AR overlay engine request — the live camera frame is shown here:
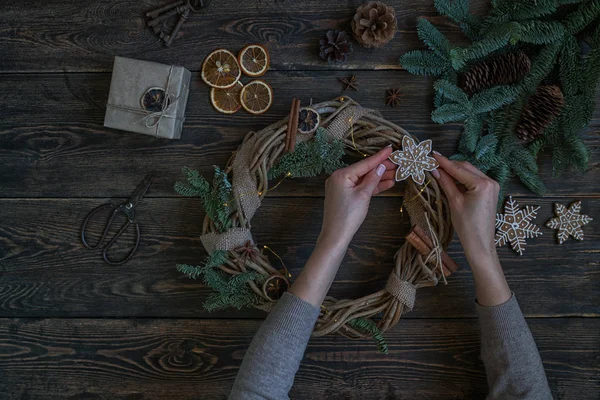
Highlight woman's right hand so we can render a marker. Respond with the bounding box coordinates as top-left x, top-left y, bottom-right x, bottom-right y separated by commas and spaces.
431, 152, 511, 306
431, 152, 500, 265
